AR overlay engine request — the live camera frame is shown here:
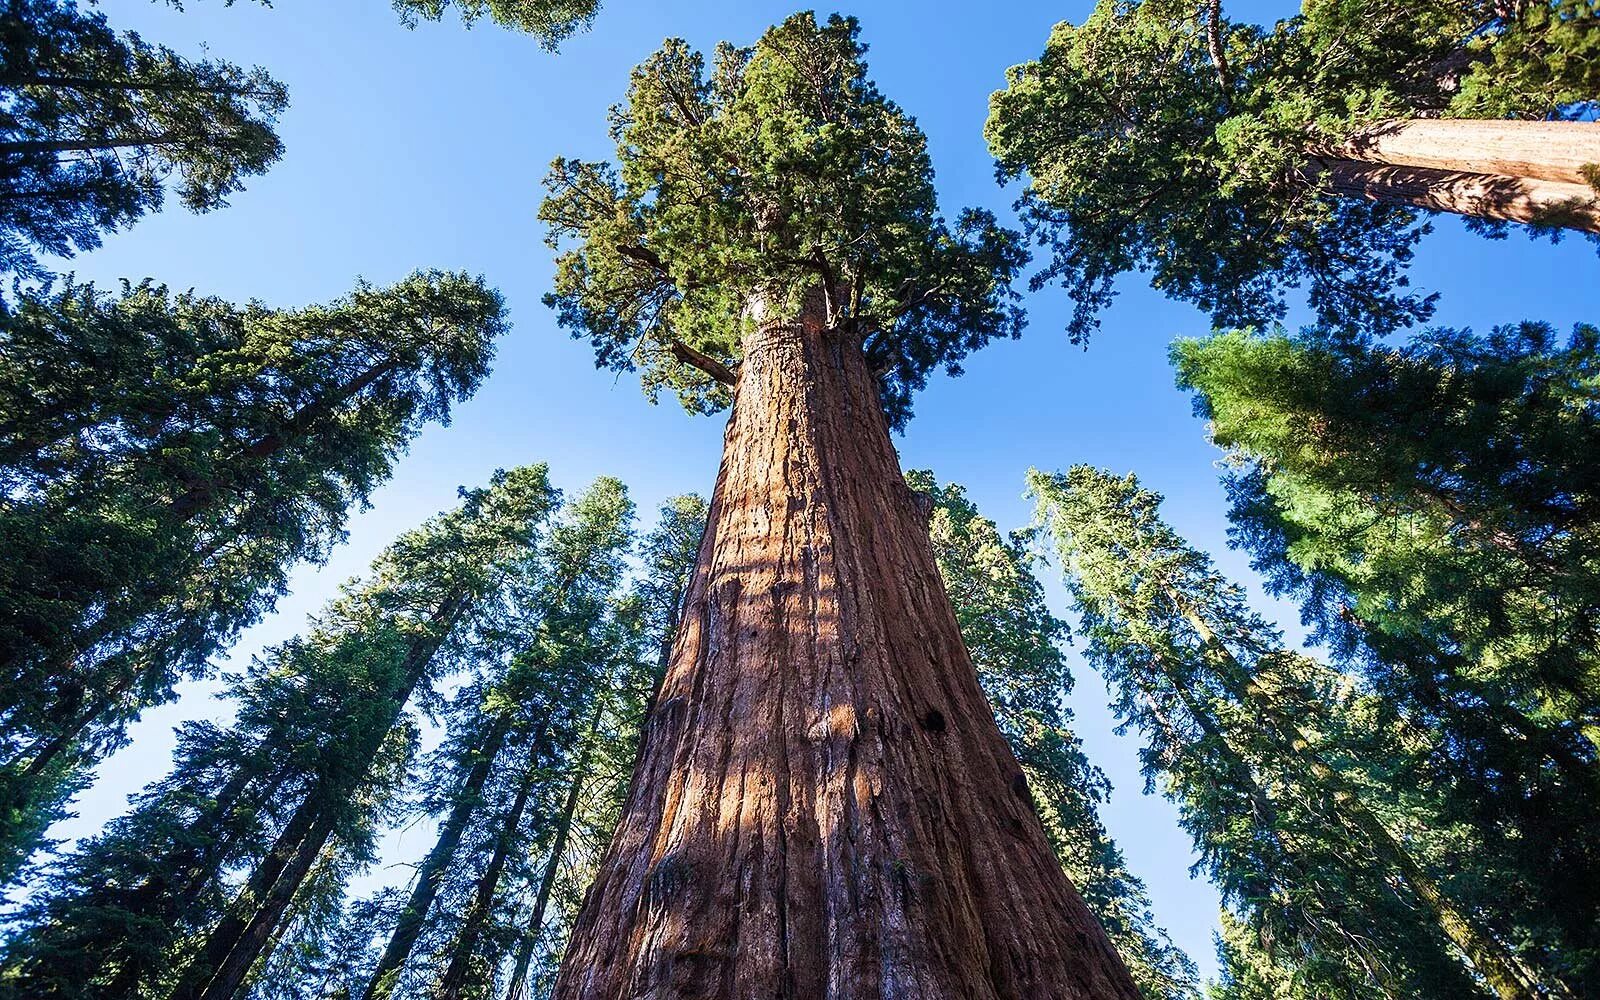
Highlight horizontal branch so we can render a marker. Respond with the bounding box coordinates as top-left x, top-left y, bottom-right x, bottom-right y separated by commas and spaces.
1321, 119, 1600, 187
668, 340, 737, 386
1314, 158, 1600, 234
